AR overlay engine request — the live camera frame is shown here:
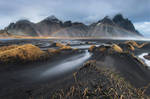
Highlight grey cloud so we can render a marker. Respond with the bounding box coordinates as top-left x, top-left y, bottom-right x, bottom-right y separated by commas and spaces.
0, 0, 150, 30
